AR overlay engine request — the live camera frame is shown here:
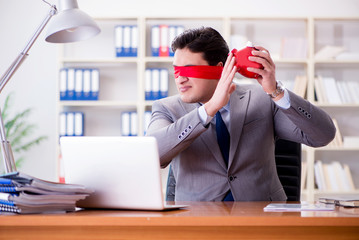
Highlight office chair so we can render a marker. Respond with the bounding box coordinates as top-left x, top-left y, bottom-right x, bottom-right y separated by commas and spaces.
274, 139, 302, 201
166, 139, 302, 201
